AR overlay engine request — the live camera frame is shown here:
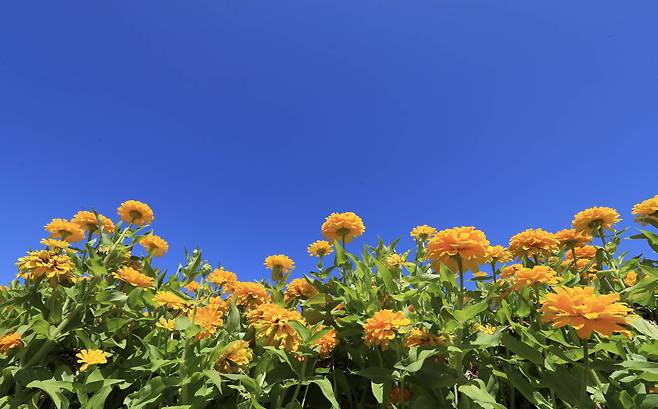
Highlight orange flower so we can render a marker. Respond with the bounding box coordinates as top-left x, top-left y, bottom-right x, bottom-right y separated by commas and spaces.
385, 253, 406, 269
473, 271, 488, 278
139, 235, 169, 257
208, 268, 237, 292
563, 245, 598, 278
117, 200, 154, 226
540, 286, 631, 339
500, 263, 523, 280
189, 303, 224, 339
624, 271, 637, 287
508, 228, 559, 260
16, 250, 75, 286
404, 328, 447, 348
72, 211, 115, 233
40, 238, 71, 250
184, 281, 200, 292
426, 227, 489, 272
511, 266, 559, 290
485, 245, 512, 263
363, 310, 411, 350
0, 332, 22, 353
113, 266, 154, 289
284, 278, 318, 302
232, 282, 269, 310
45, 219, 85, 242
632, 194, 658, 225
216, 340, 253, 373
153, 291, 189, 310
307, 240, 333, 257
312, 325, 338, 358
264, 255, 294, 281
247, 303, 305, 353
554, 228, 592, 248
321, 212, 365, 243
472, 323, 496, 335
410, 225, 437, 241
572, 207, 620, 234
